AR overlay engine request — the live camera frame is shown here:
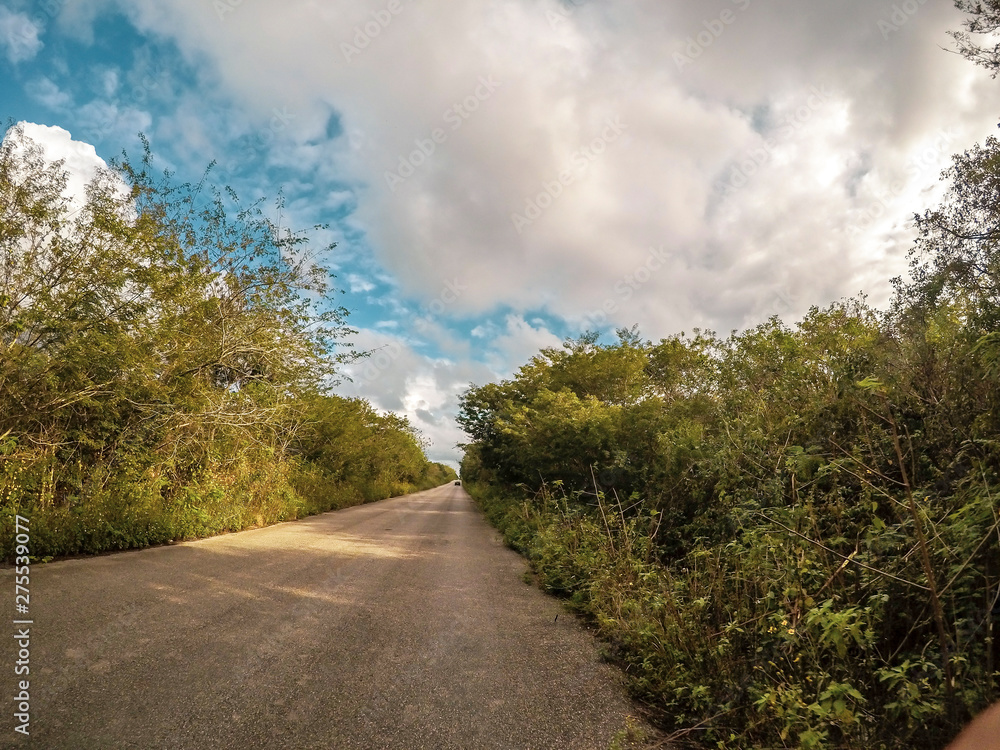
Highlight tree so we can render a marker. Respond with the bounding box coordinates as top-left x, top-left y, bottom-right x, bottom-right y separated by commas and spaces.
0, 124, 354, 485
897, 136, 1000, 332
951, 0, 1000, 76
